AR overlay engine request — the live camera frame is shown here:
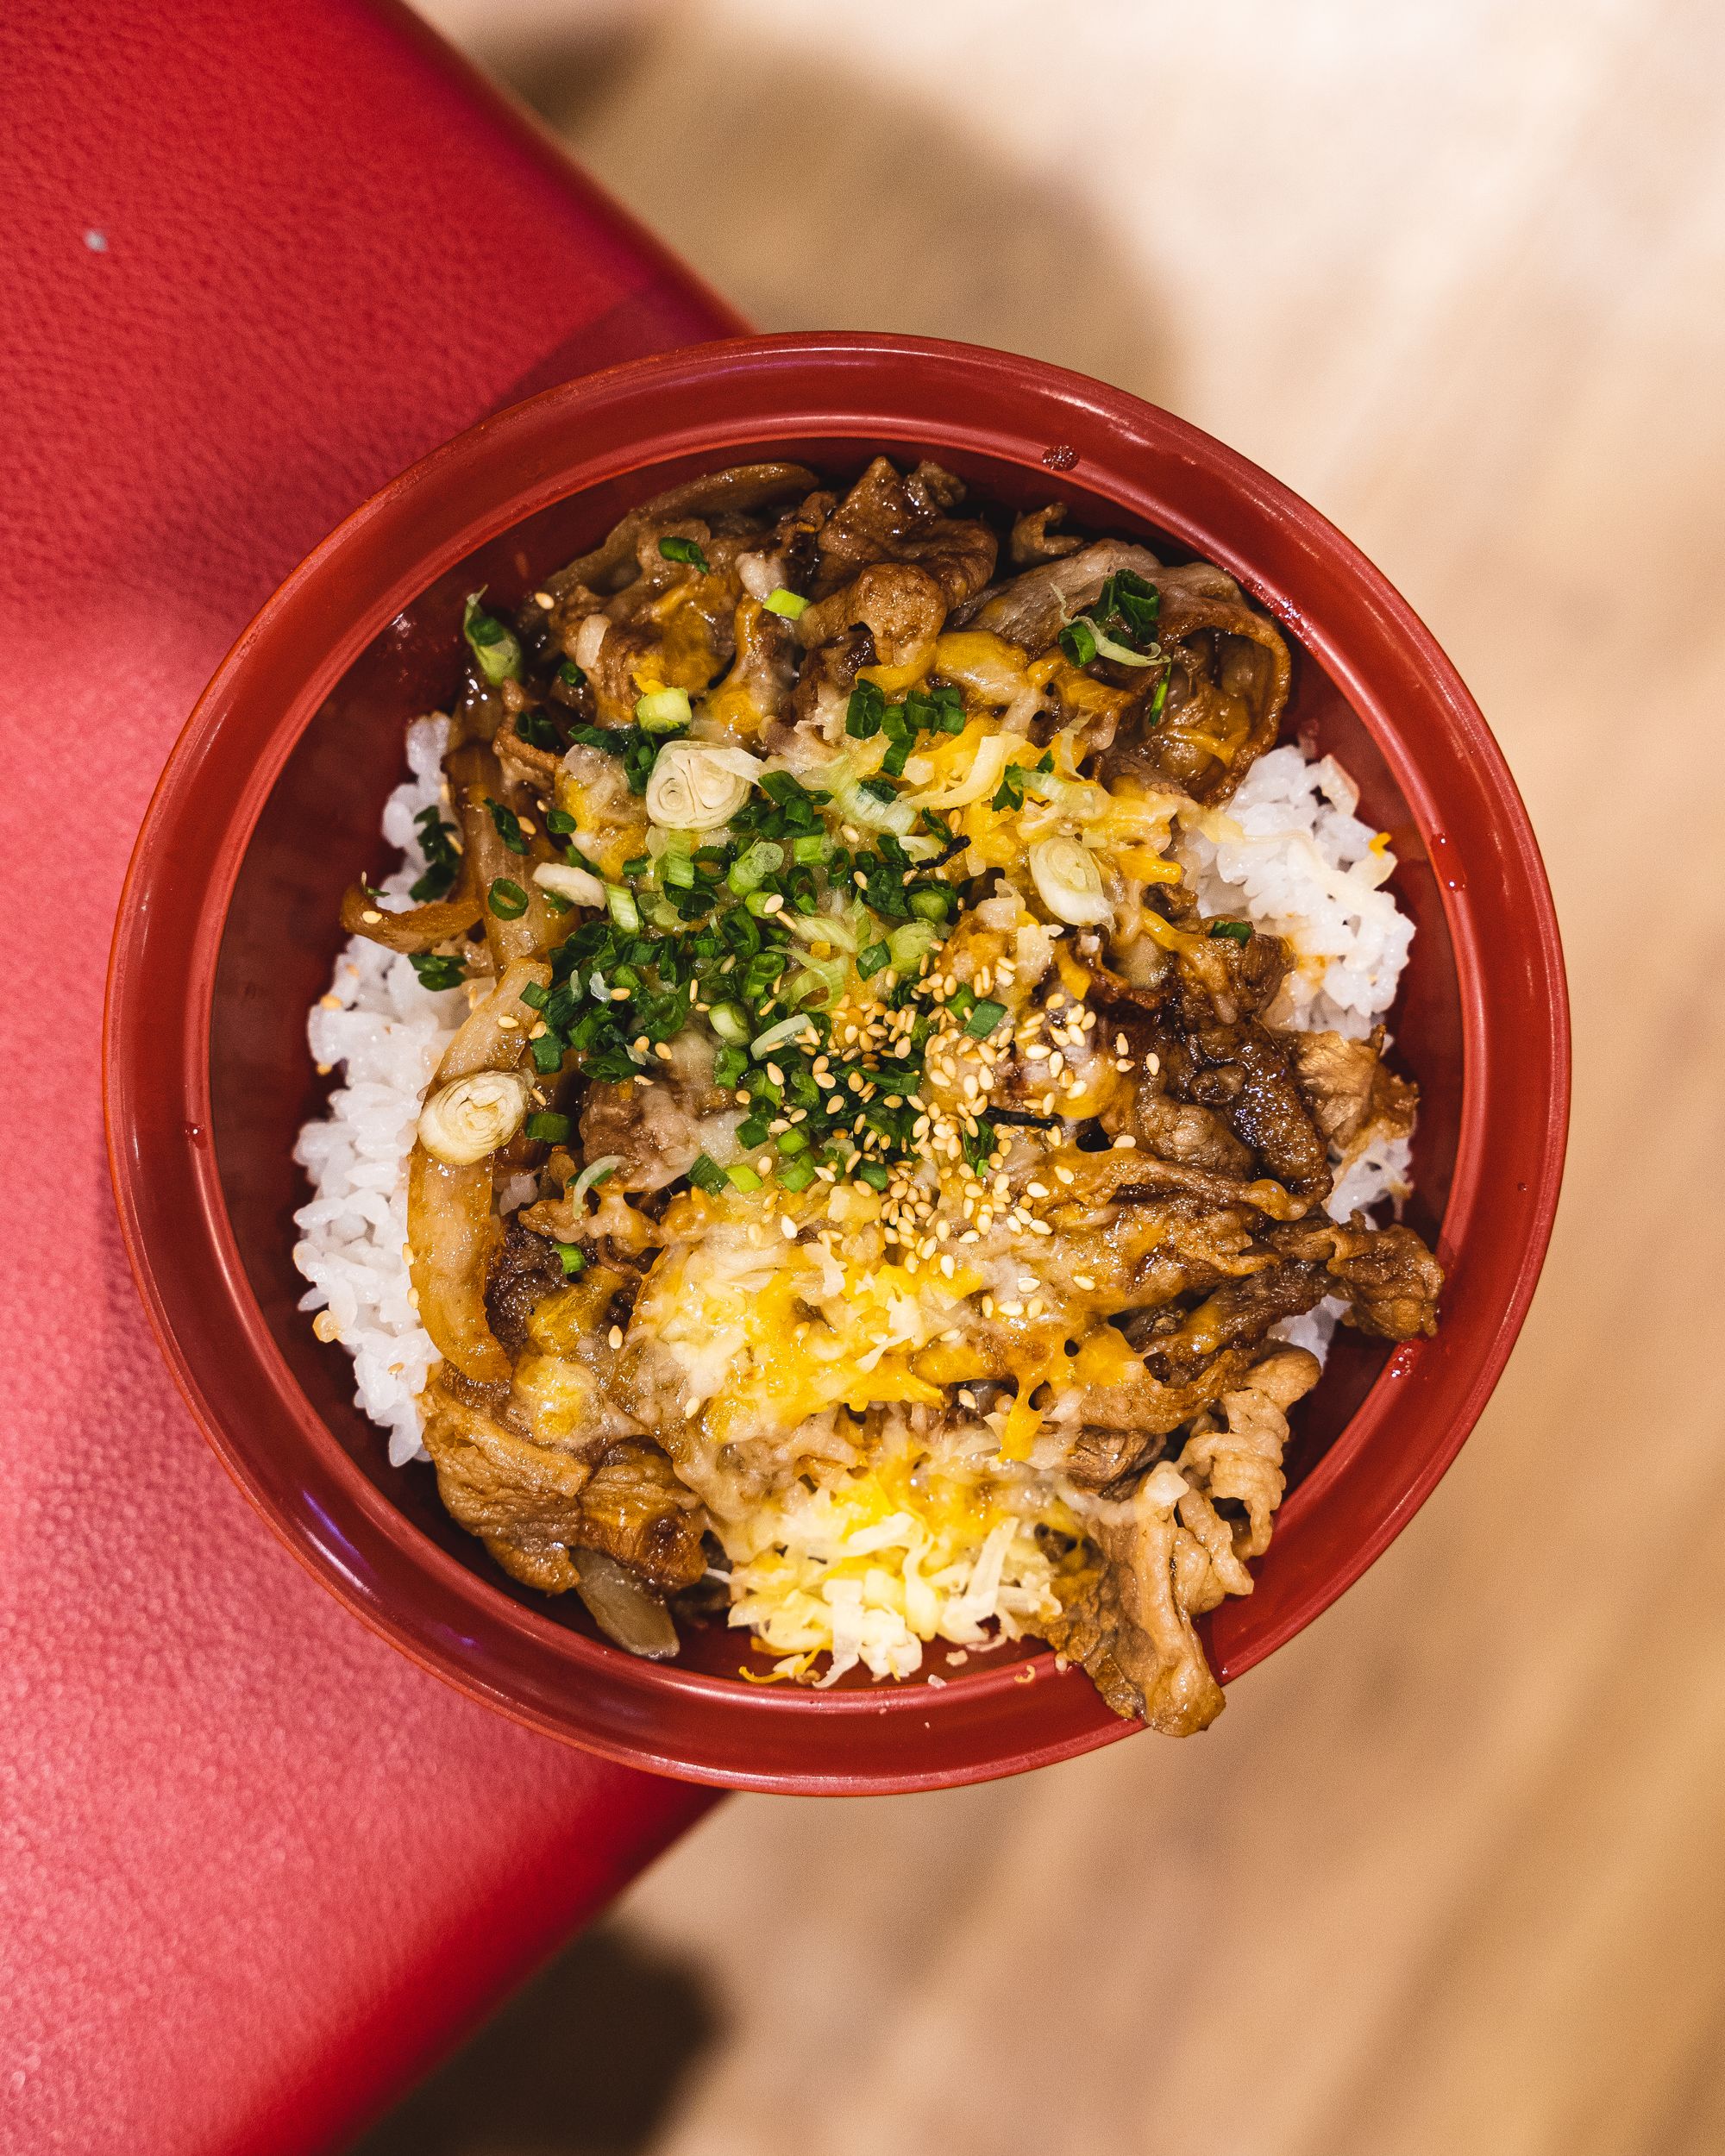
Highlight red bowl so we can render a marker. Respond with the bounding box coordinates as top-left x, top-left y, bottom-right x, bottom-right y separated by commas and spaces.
104, 334, 1567, 1791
